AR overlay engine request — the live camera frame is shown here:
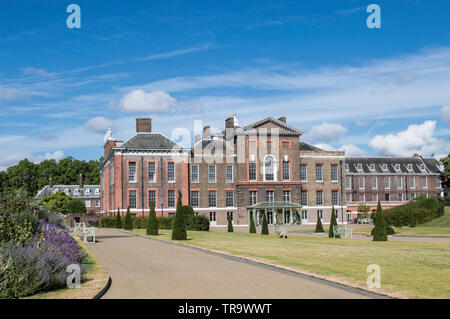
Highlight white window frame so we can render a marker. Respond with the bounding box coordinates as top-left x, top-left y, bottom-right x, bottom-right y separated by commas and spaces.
167, 162, 175, 183
191, 191, 199, 208
267, 190, 274, 202
191, 165, 199, 183
410, 177, 415, 189
208, 165, 216, 183
249, 161, 257, 181
226, 191, 234, 207
225, 165, 234, 183
372, 177, 378, 190
345, 177, 351, 190
264, 155, 276, 181
384, 177, 390, 190
397, 176, 403, 189
359, 177, 365, 189
331, 164, 338, 182
422, 177, 428, 189
300, 164, 307, 181
316, 190, 323, 206
148, 162, 156, 183
316, 164, 323, 182
129, 162, 137, 183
